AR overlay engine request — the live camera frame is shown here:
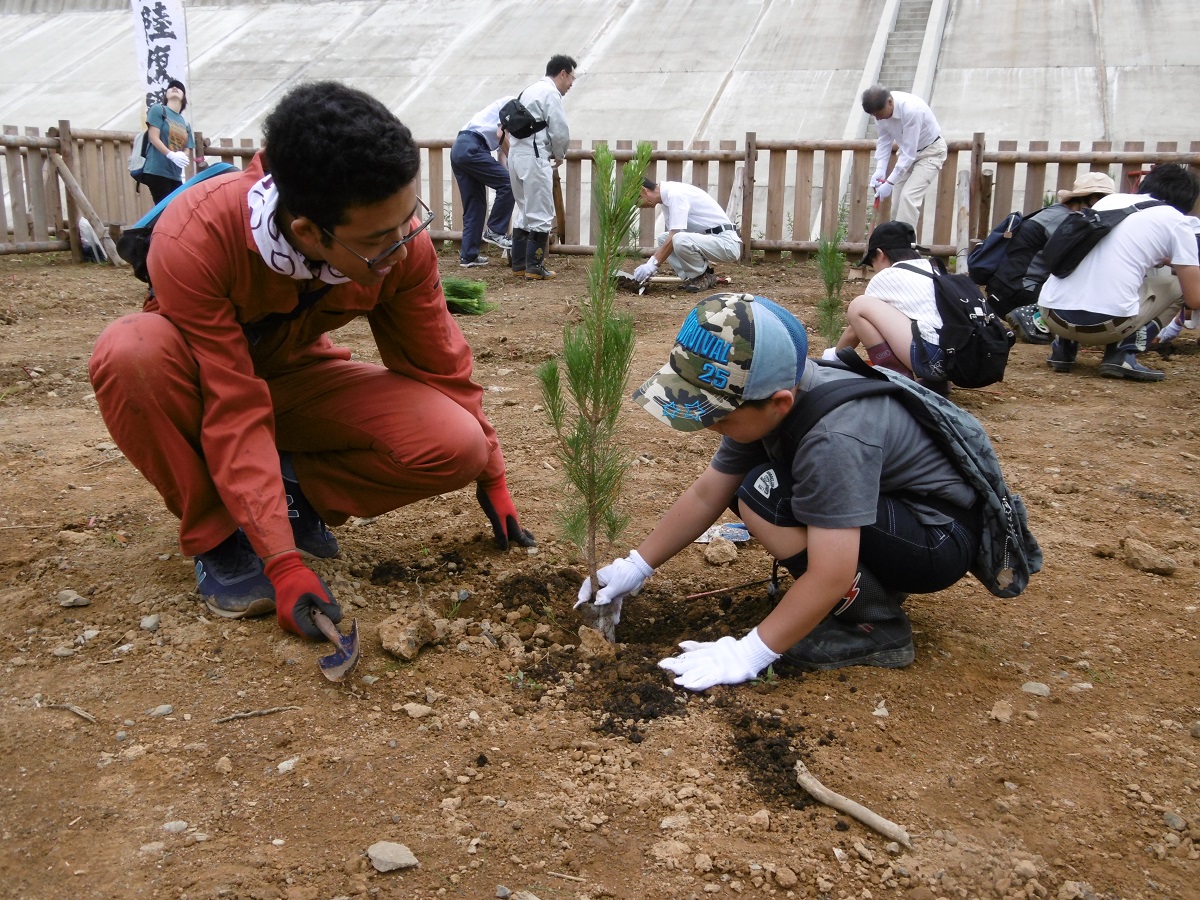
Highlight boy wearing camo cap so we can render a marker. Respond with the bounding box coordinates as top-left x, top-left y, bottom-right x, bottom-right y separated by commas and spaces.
575, 293, 982, 690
